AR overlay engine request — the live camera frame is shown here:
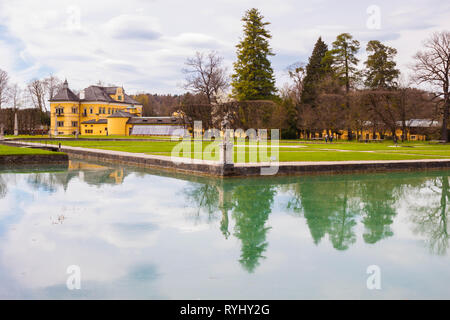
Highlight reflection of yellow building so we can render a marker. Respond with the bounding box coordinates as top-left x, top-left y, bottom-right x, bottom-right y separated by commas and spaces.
68, 161, 107, 171
68, 161, 125, 184
50, 80, 185, 136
